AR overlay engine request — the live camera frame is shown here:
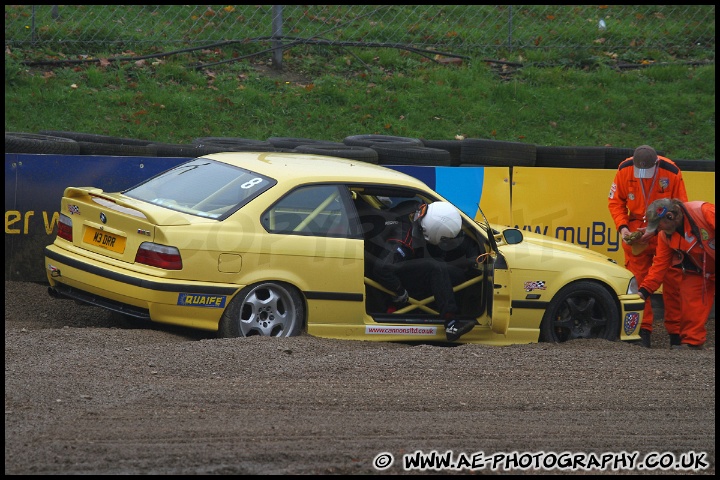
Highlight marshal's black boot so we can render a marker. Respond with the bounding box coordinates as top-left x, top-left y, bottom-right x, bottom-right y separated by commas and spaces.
639, 329, 651, 348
